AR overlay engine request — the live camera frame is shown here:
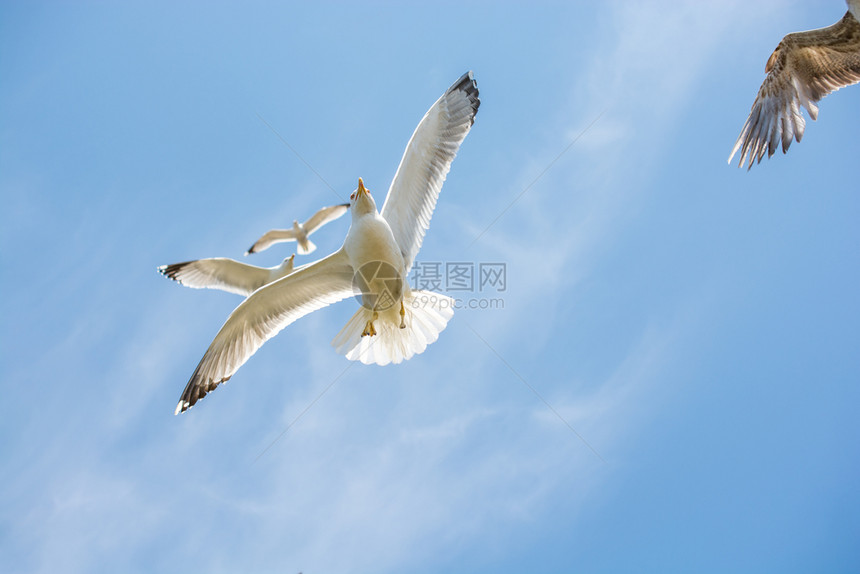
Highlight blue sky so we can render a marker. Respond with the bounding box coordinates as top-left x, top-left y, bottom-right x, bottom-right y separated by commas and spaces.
2, 1, 858, 572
